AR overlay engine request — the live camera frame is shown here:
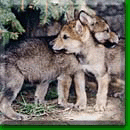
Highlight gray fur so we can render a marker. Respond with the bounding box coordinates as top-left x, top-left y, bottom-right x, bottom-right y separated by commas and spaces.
0, 38, 83, 120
